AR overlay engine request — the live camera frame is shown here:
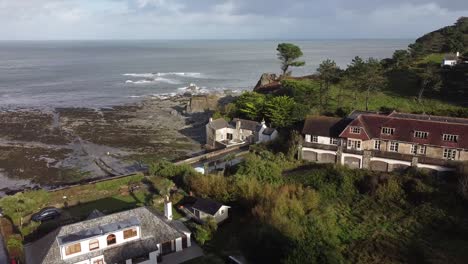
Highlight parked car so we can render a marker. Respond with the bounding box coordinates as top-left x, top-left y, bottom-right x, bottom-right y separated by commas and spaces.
31, 208, 60, 222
